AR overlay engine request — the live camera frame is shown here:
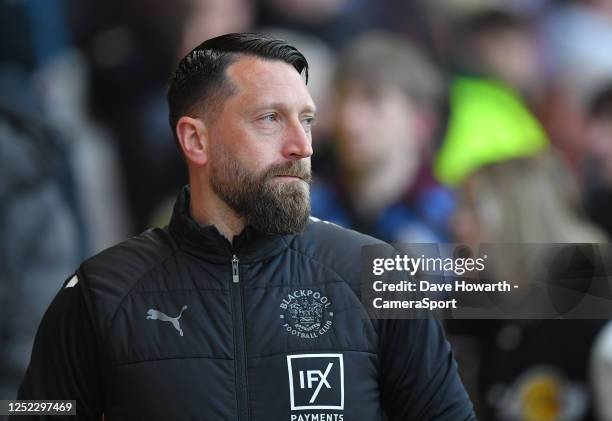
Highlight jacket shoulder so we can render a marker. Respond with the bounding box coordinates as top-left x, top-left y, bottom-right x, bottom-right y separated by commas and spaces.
80, 228, 174, 282
304, 216, 385, 249
77, 228, 175, 339
287, 217, 393, 287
